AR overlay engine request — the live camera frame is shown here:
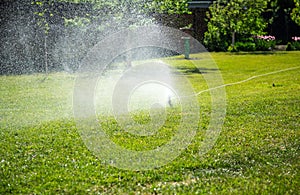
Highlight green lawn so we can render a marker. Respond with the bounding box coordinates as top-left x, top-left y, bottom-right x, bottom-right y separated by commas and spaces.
1, 51, 299, 194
